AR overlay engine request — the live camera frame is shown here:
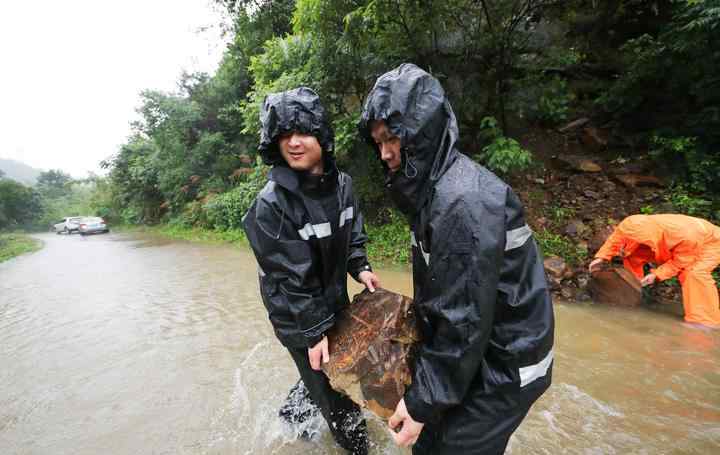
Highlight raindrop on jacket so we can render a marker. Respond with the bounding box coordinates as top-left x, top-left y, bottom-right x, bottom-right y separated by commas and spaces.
359, 64, 555, 453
